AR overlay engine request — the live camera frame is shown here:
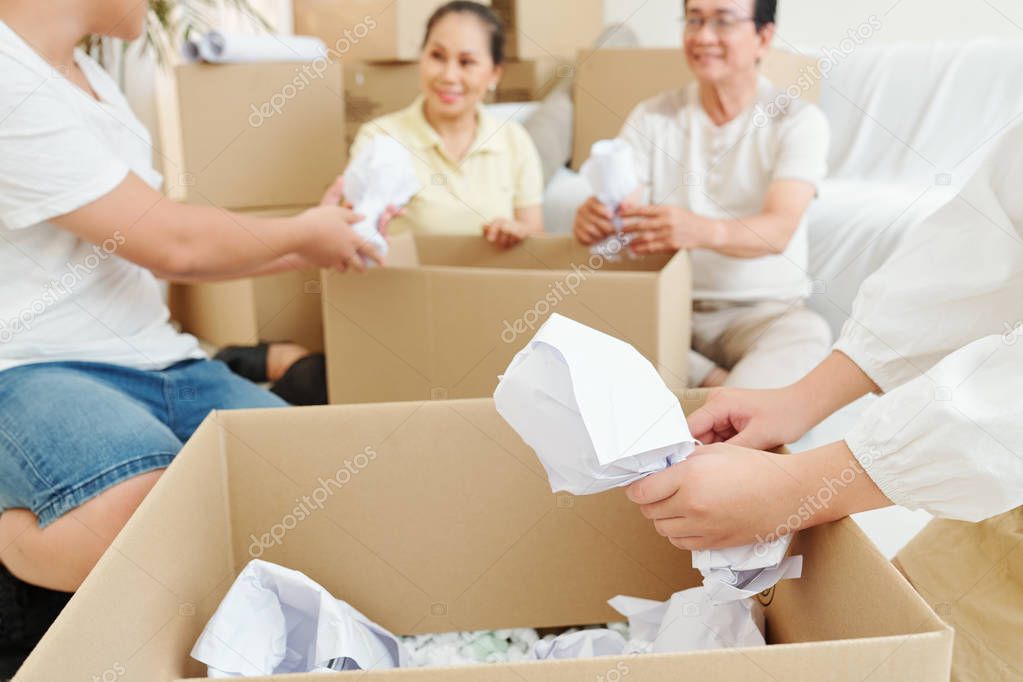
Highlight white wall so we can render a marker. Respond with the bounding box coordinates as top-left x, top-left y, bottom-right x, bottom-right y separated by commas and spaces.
606, 0, 1023, 47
